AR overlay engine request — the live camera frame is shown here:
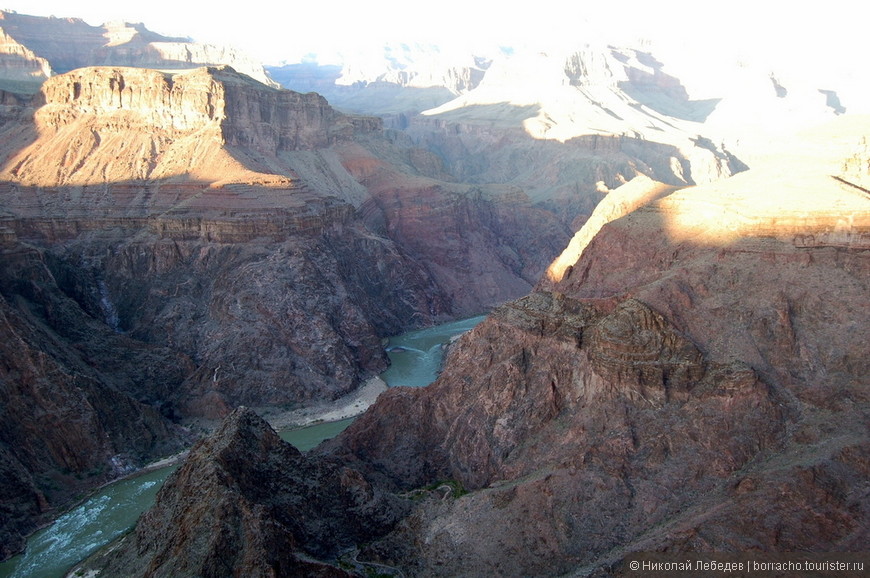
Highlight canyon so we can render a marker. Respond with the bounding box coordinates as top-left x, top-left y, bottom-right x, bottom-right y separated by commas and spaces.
0, 10, 274, 89
0, 39, 734, 563
72, 116, 868, 576
0, 9, 867, 576
77, 118, 870, 576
